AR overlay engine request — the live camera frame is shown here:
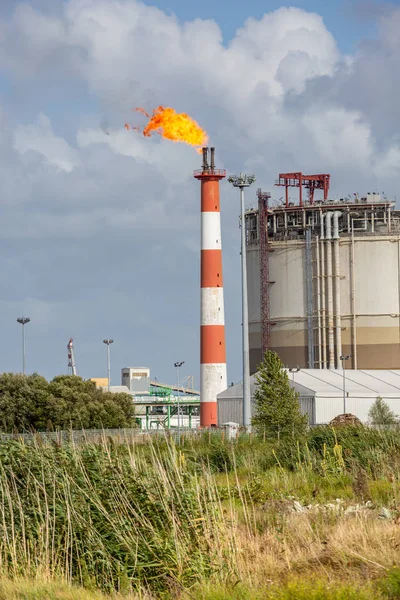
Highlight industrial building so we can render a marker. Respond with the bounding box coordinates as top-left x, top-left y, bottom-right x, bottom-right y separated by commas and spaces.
217, 369, 400, 426
246, 173, 400, 373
